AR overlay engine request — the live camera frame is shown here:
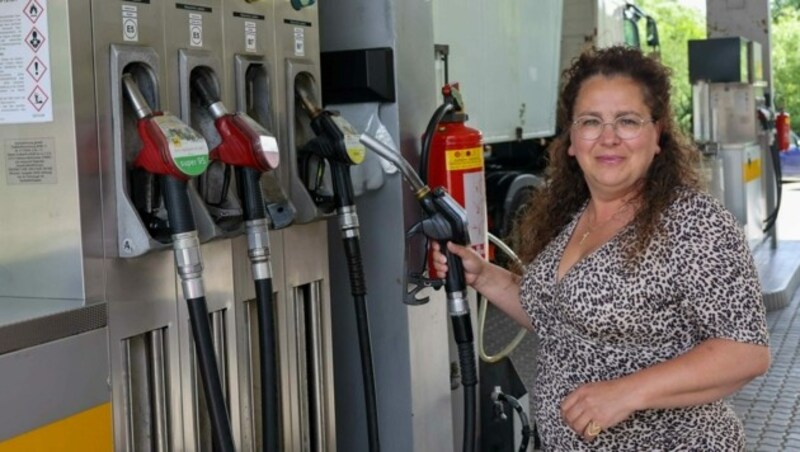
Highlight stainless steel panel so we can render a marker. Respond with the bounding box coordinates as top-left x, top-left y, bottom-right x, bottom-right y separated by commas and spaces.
91, 1, 187, 450
720, 143, 765, 247
279, 222, 334, 451
275, 0, 327, 224
708, 83, 758, 145
0, 0, 101, 302
149, 329, 170, 452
